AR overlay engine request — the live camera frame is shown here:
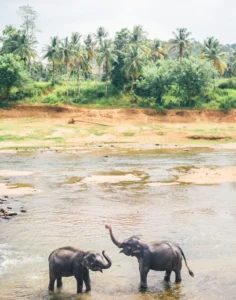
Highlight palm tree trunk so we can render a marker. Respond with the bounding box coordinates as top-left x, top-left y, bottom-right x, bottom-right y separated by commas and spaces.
180, 46, 183, 63
77, 66, 80, 96
105, 62, 108, 98
52, 60, 55, 86
131, 76, 134, 95
66, 62, 69, 104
